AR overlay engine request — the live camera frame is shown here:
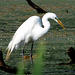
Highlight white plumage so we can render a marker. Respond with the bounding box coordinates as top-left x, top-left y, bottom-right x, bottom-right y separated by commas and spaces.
7, 16, 41, 51
6, 12, 65, 61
